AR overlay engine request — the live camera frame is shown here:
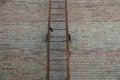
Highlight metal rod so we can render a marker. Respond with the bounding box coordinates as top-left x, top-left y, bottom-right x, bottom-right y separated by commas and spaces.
65, 0, 70, 80
46, 0, 51, 80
